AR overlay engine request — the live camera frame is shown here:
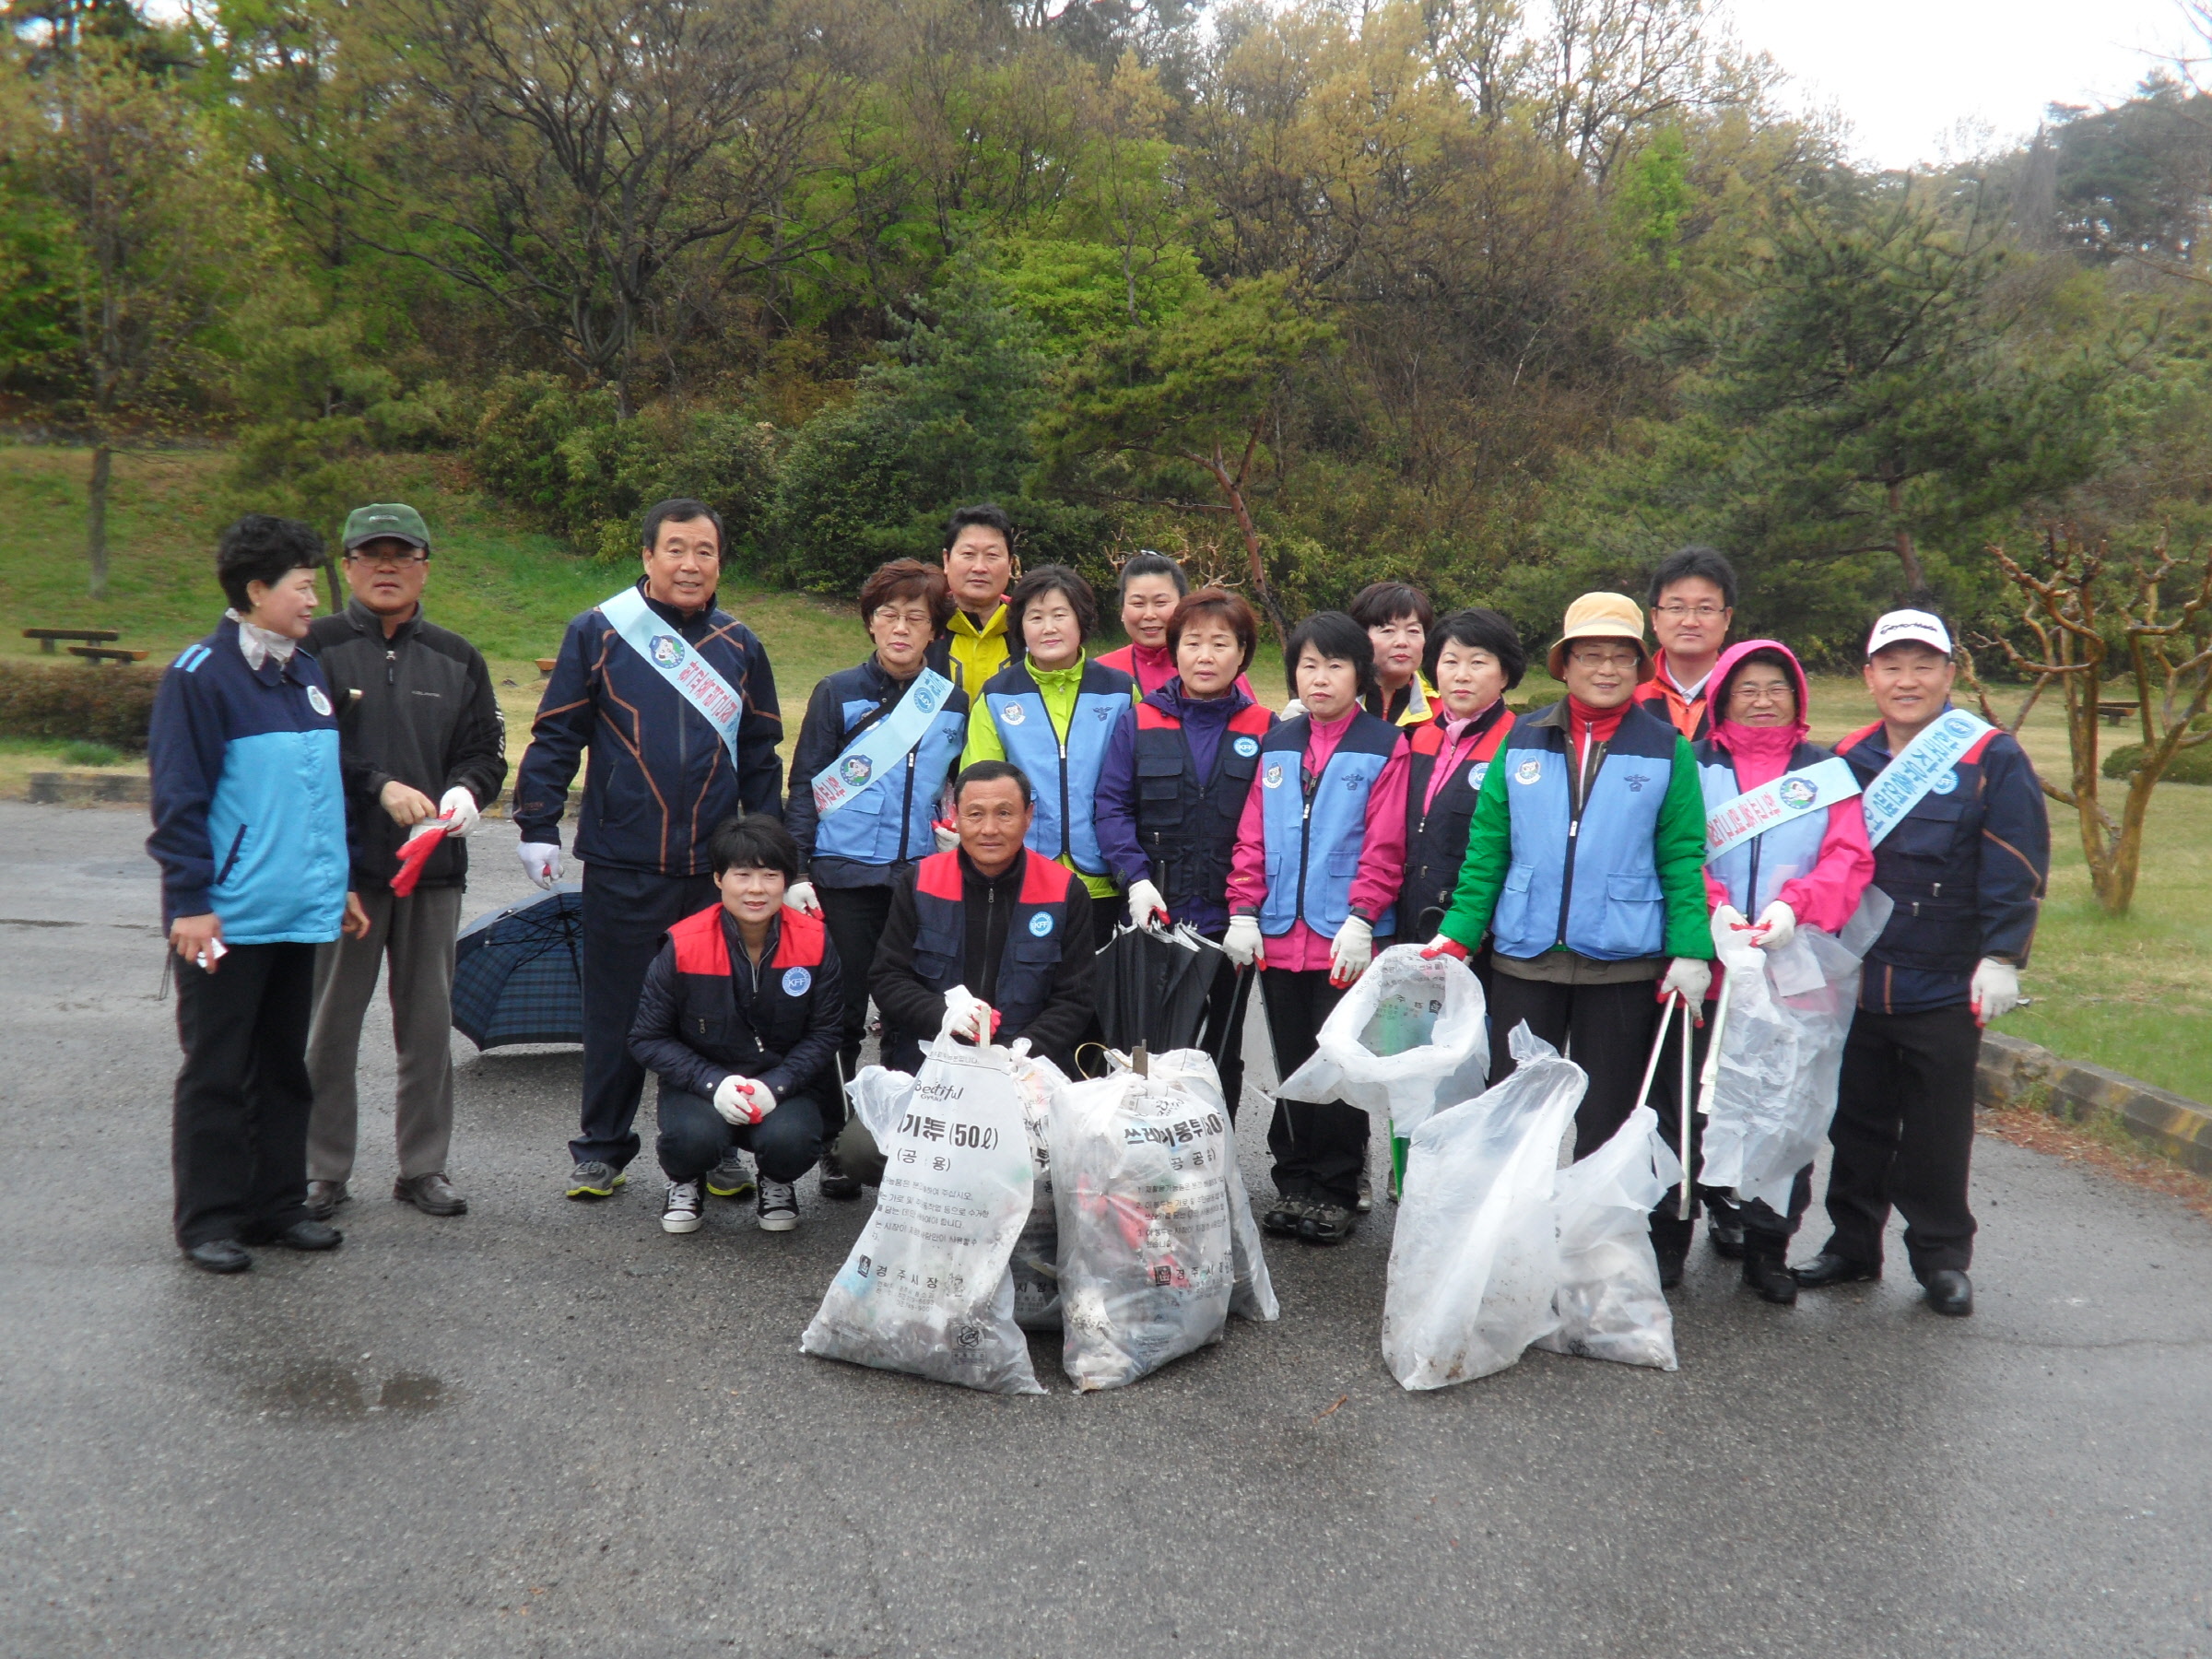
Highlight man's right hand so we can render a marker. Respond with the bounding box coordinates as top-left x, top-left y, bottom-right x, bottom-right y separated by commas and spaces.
170, 912, 223, 971
517, 841, 562, 889
938, 987, 994, 1045
381, 780, 439, 826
